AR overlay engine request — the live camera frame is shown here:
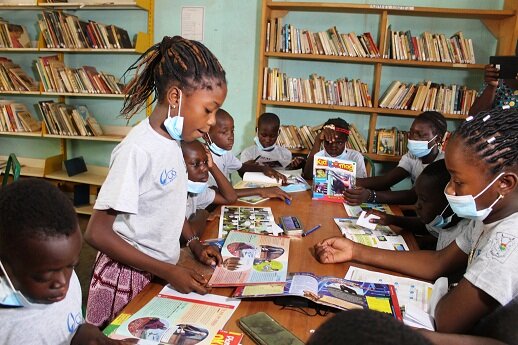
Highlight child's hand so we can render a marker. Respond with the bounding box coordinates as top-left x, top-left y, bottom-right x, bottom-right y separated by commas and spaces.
365, 209, 395, 225
484, 64, 499, 87
207, 209, 220, 222
343, 187, 370, 205
191, 241, 223, 267
72, 323, 137, 344
319, 126, 339, 143
203, 144, 214, 169
165, 265, 208, 294
258, 186, 291, 201
263, 167, 288, 184
286, 156, 305, 170
314, 237, 354, 264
